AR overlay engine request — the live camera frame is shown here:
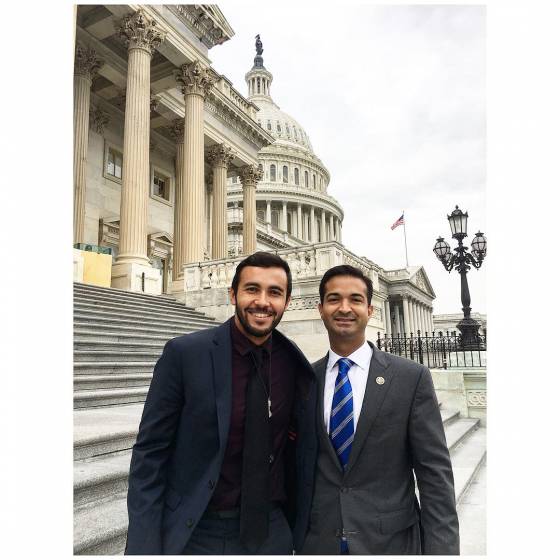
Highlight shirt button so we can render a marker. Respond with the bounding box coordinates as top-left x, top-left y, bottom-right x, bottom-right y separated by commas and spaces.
269, 454, 274, 463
